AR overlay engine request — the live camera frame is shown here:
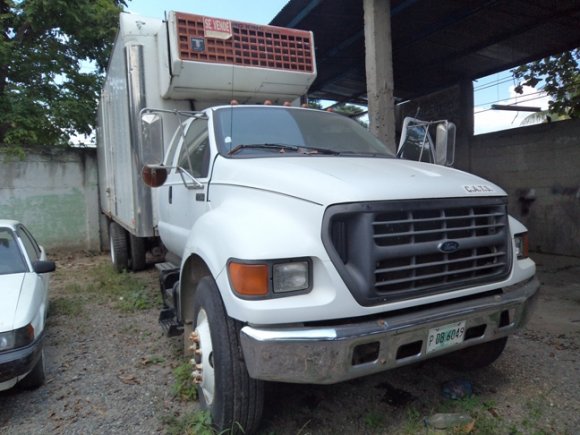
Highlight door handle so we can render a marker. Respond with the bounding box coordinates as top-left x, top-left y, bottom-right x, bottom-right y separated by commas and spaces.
169, 186, 173, 204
